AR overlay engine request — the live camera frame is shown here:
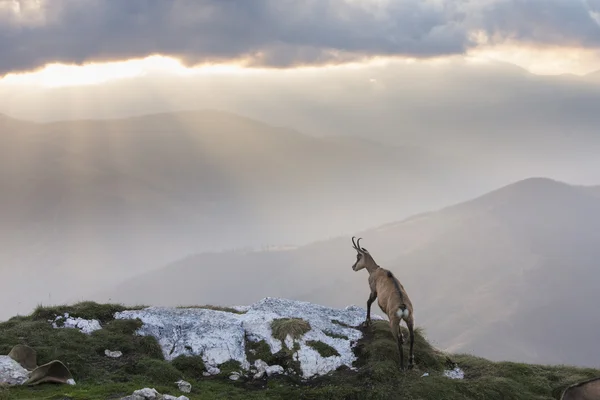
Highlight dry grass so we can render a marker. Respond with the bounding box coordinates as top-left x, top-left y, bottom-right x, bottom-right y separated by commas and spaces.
270, 318, 311, 342
176, 305, 246, 314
